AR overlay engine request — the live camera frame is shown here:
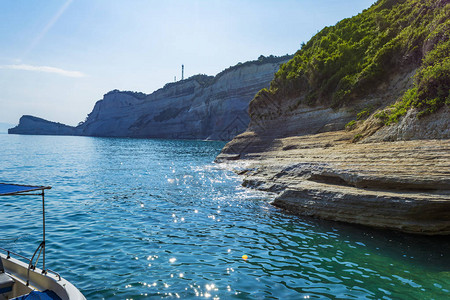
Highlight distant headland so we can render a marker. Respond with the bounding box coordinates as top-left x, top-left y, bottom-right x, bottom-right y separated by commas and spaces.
9, 55, 292, 141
